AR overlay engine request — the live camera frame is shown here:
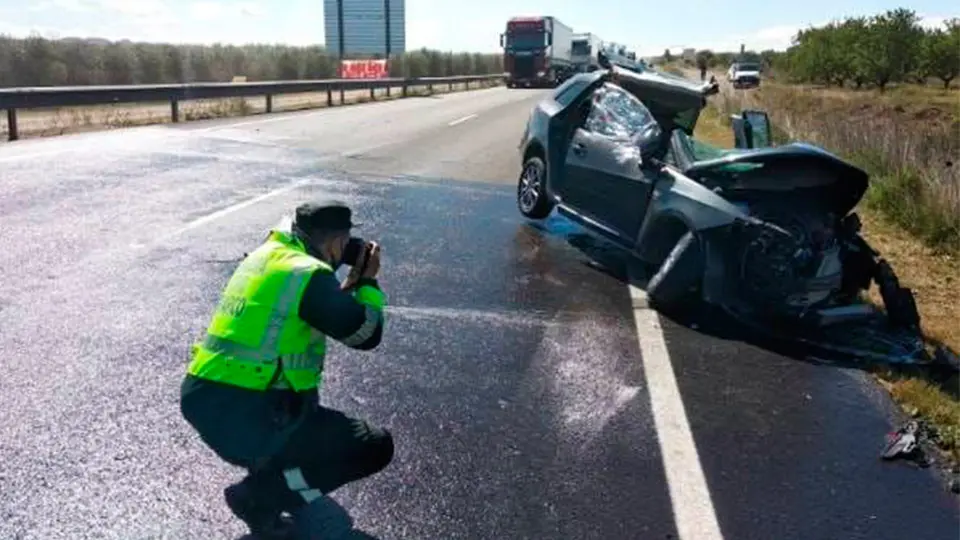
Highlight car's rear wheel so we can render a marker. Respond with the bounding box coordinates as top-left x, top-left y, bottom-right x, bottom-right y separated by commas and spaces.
517, 155, 554, 219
